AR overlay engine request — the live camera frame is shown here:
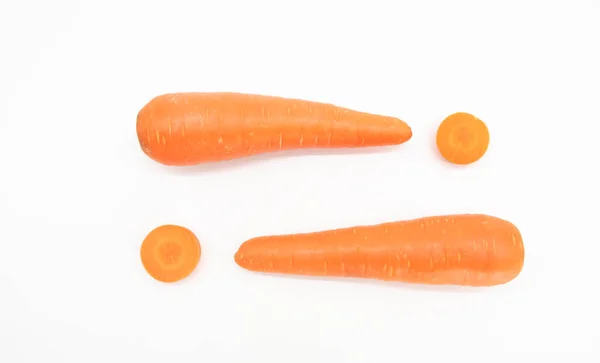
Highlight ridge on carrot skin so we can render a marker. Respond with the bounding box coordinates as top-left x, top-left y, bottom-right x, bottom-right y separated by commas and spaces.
234, 214, 524, 287
136, 92, 412, 166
